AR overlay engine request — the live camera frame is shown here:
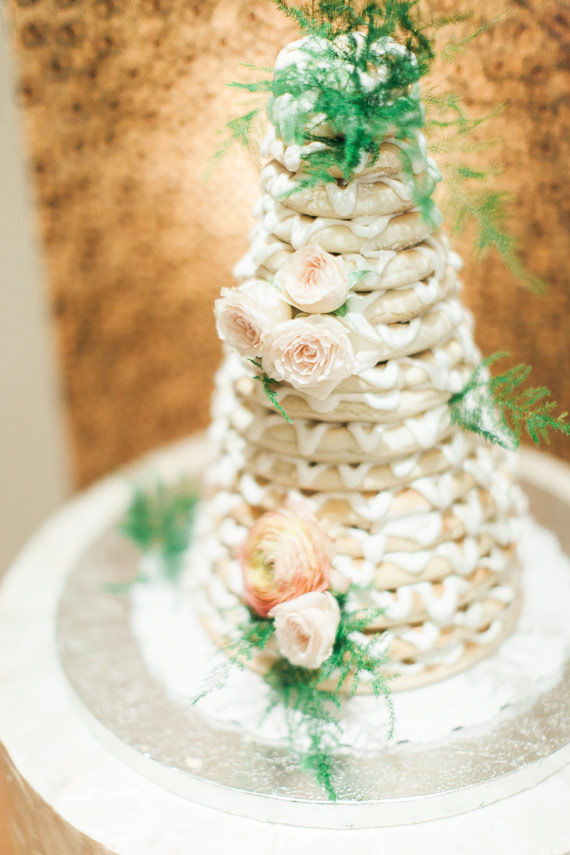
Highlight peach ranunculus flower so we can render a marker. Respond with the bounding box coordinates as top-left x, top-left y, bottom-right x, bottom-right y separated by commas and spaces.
214, 279, 291, 358
275, 246, 350, 314
239, 508, 333, 617
261, 314, 354, 400
269, 591, 341, 669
